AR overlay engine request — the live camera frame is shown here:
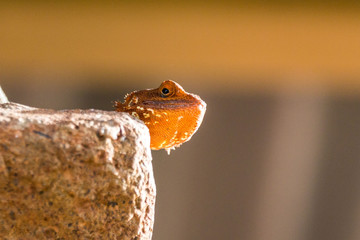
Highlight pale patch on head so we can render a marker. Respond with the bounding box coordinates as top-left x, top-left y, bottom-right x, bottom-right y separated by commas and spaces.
136, 106, 145, 111
143, 113, 150, 118
133, 96, 138, 104
131, 112, 140, 119
127, 95, 138, 106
